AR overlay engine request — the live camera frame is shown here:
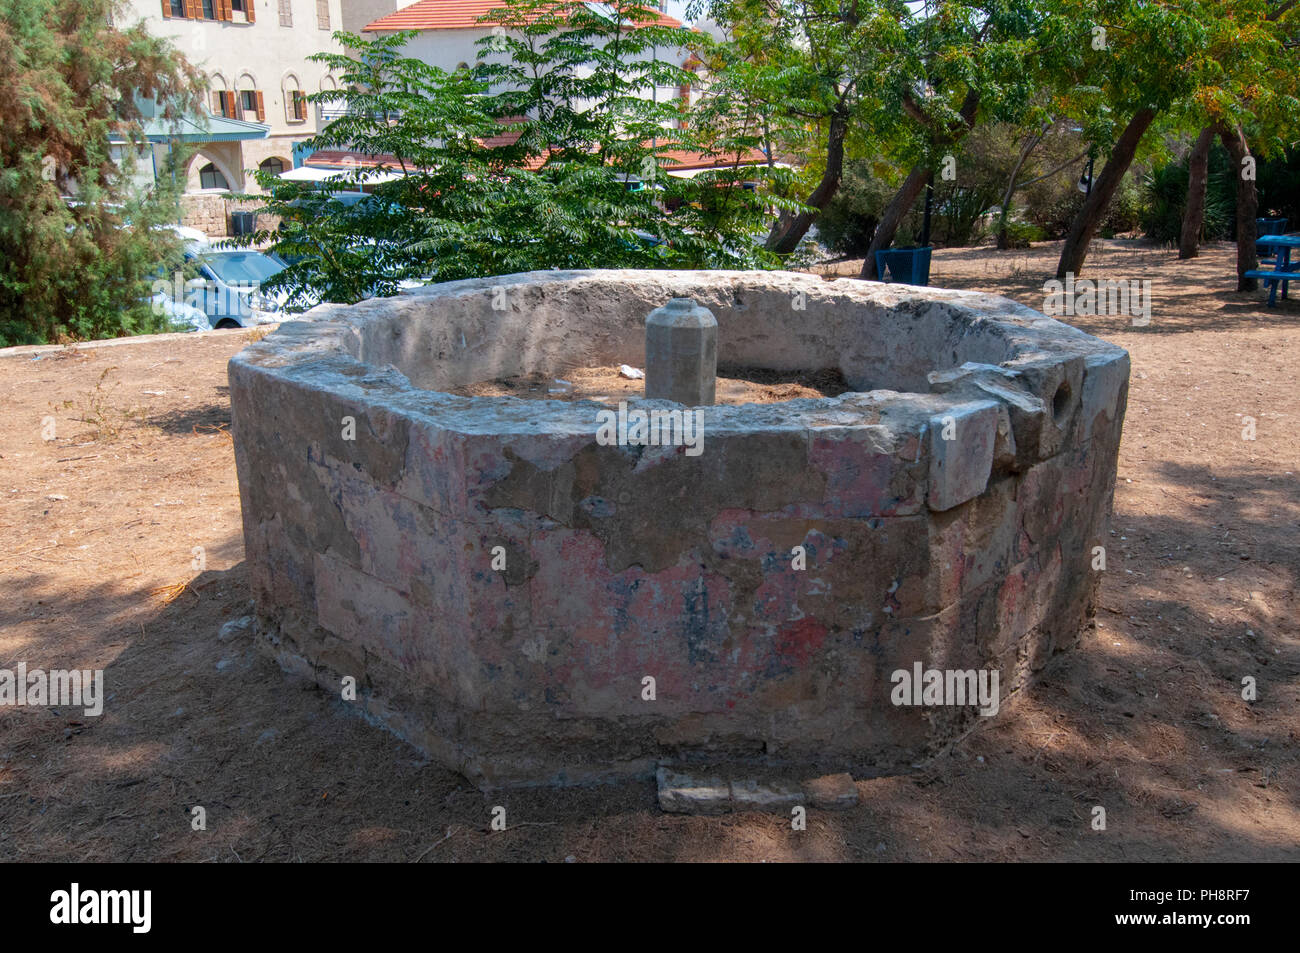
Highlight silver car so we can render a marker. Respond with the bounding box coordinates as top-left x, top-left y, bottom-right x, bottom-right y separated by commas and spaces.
182, 247, 289, 329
